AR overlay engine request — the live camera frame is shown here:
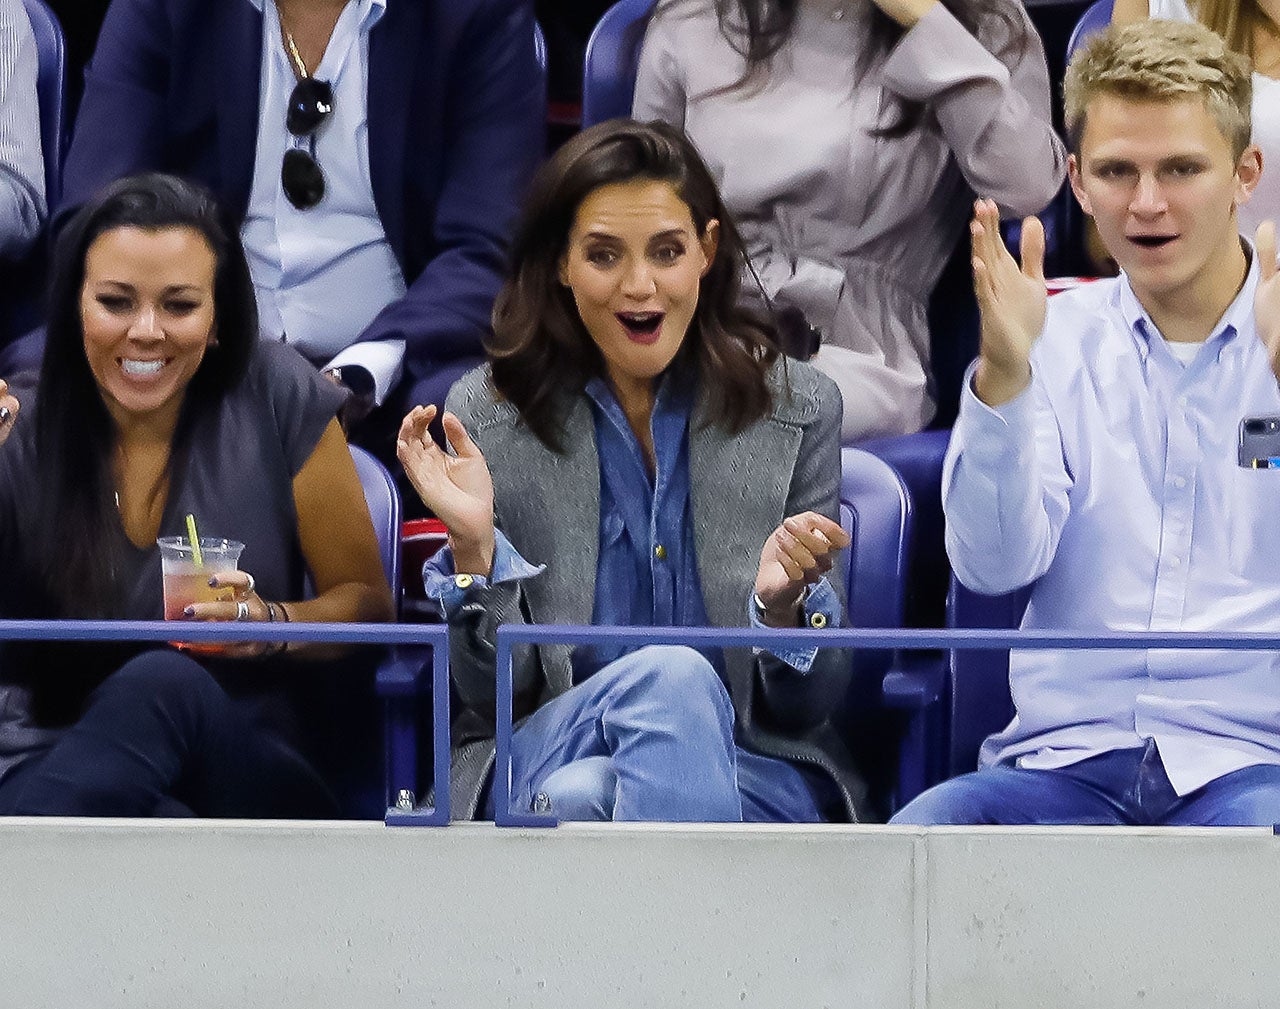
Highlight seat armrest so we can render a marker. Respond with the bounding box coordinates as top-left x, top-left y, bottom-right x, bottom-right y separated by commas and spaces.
882, 651, 945, 711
